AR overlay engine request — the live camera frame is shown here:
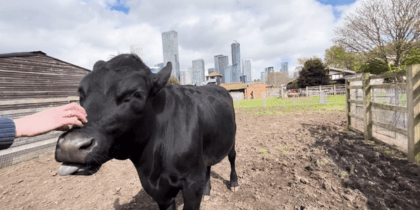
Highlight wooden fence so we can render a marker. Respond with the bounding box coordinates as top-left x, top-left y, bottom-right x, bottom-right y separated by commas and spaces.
282, 84, 346, 98
345, 64, 420, 163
